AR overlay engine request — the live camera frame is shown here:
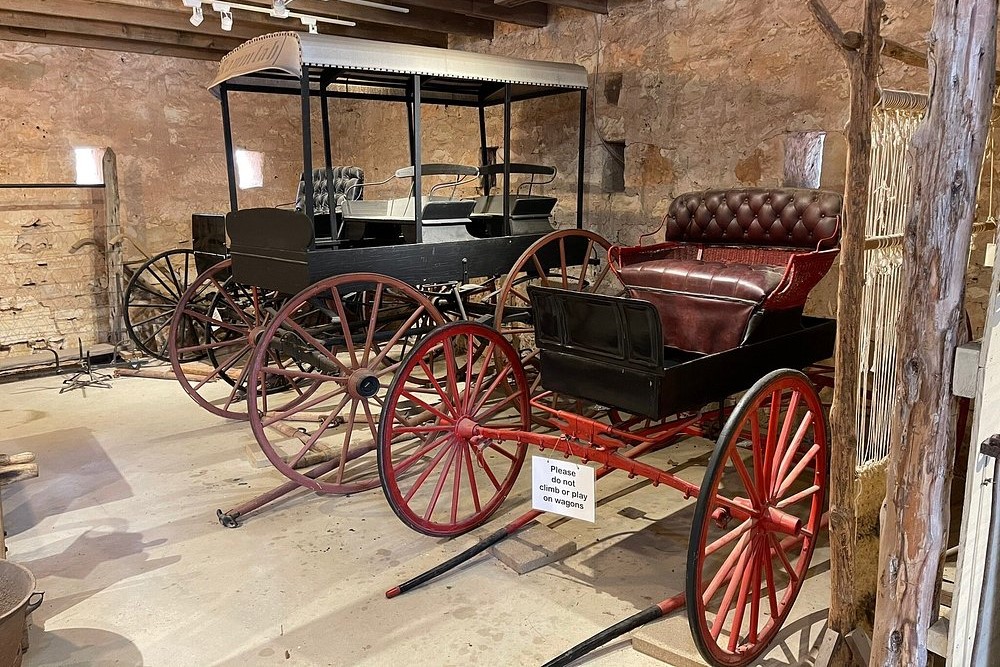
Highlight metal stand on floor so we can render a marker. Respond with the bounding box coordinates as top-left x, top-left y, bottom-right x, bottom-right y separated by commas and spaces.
59, 340, 113, 394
